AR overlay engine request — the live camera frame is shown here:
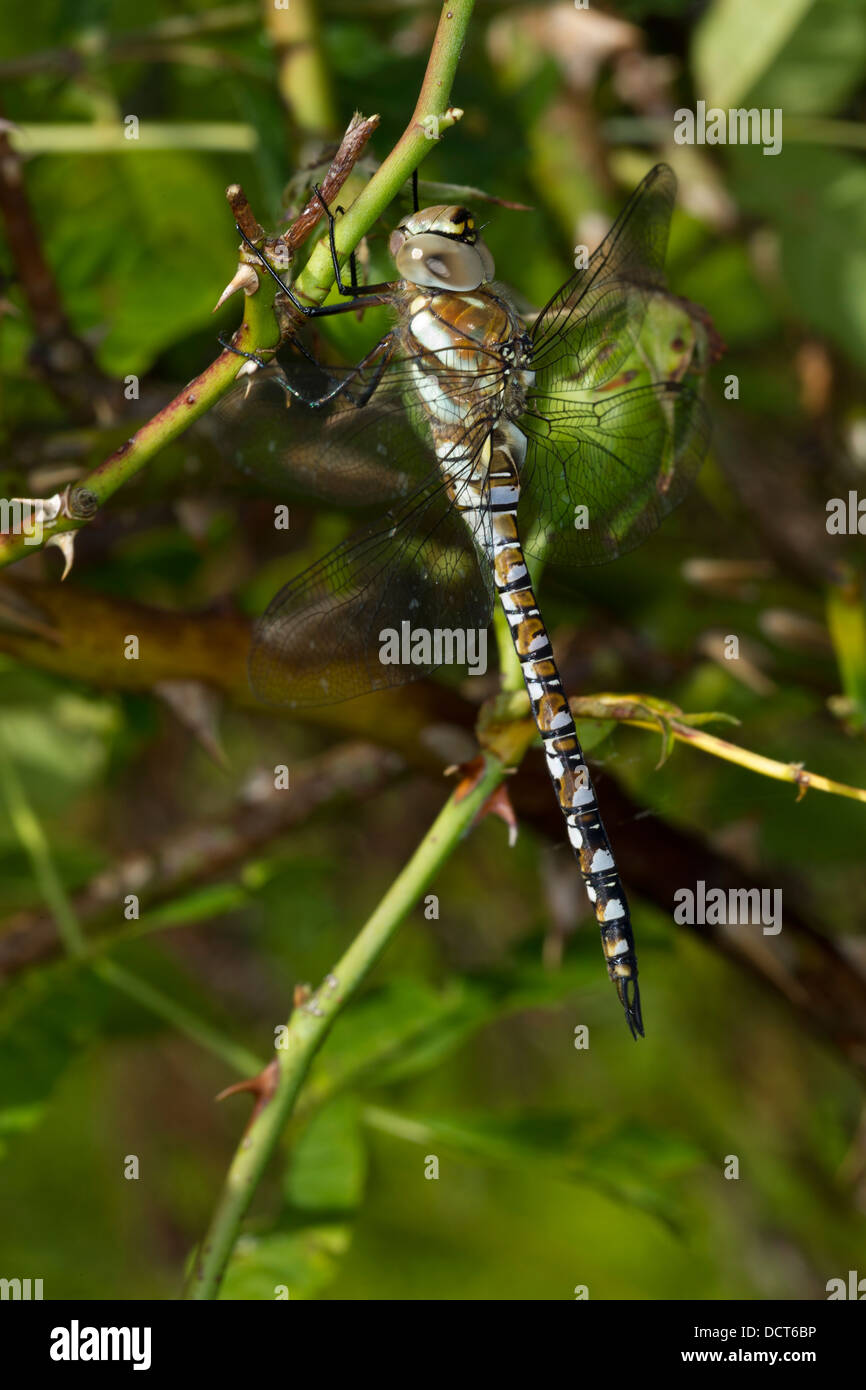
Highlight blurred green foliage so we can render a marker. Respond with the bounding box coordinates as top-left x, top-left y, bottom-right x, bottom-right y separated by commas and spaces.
1, 0, 866, 1301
